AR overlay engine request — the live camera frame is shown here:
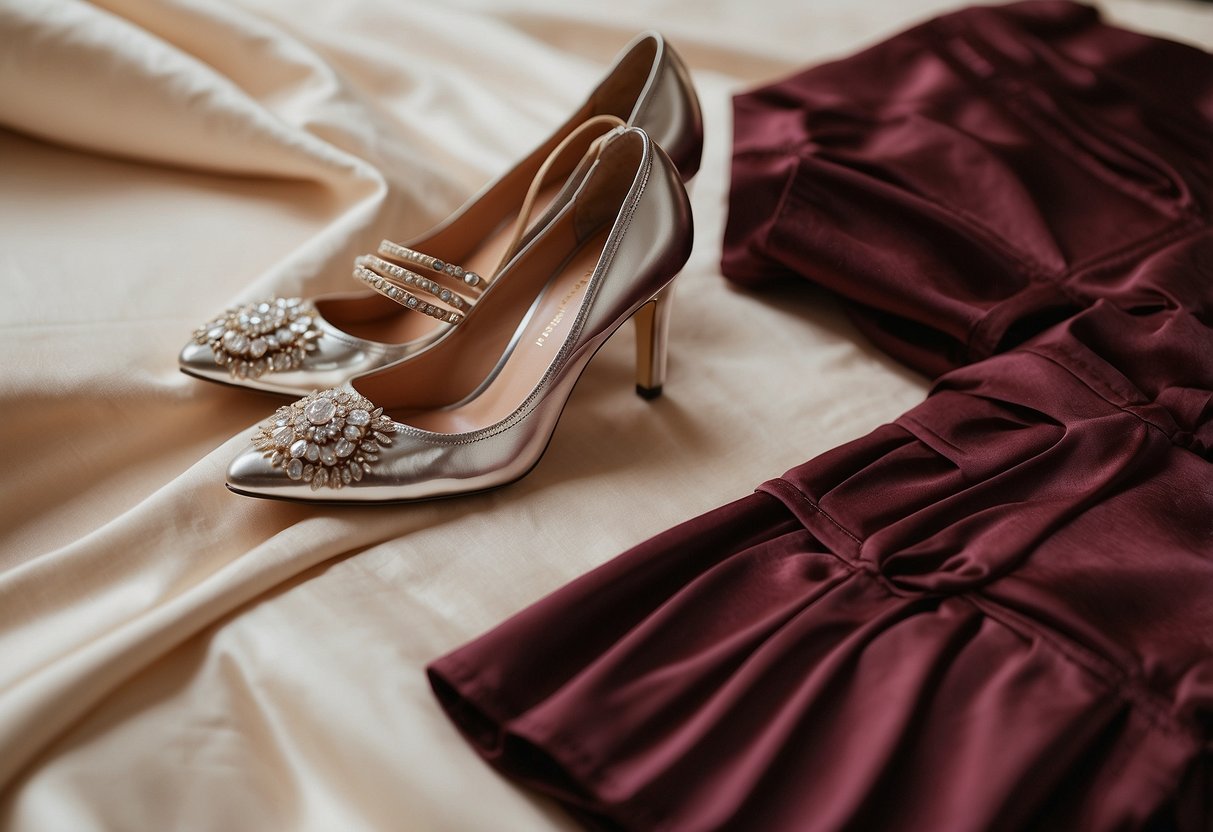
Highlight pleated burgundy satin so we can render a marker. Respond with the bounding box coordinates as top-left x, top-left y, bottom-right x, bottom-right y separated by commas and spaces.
429, 3, 1213, 829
